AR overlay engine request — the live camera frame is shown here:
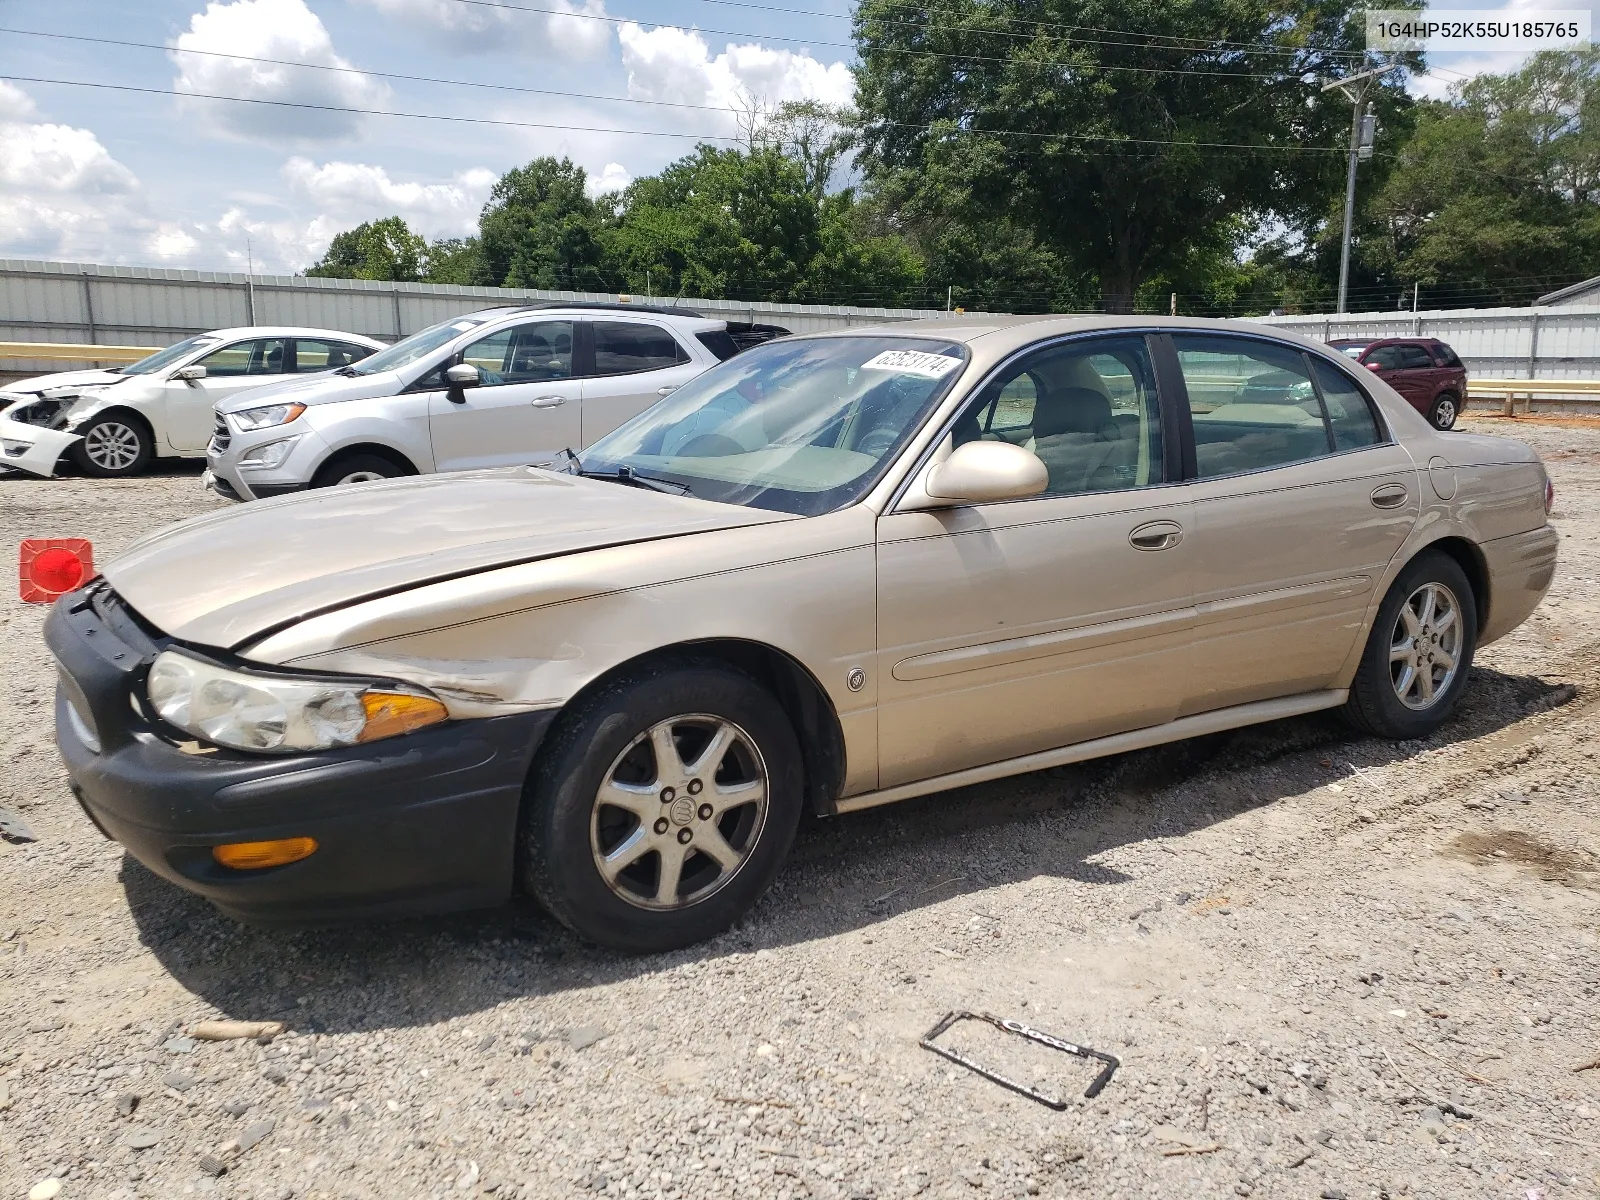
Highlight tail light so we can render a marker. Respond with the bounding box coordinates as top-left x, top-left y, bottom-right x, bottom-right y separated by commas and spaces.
19, 538, 94, 603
